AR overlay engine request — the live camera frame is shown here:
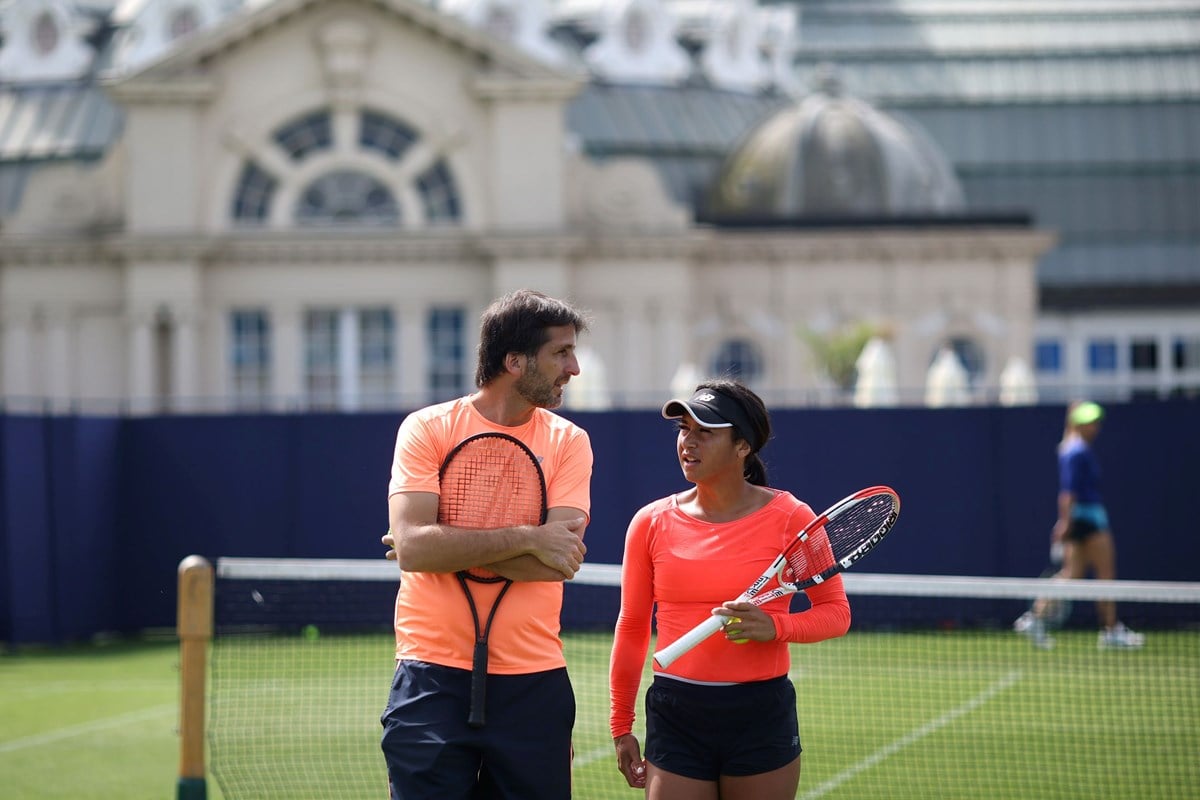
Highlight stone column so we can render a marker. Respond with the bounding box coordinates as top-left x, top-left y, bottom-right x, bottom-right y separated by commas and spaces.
655, 300, 688, 400
127, 312, 156, 416
272, 305, 303, 412
338, 307, 360, 411
171, 308, 199, 413
615, 301, 651, 407
1, 309, 35, 406
399, 302, 427, 408
45, 310, 73, 413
